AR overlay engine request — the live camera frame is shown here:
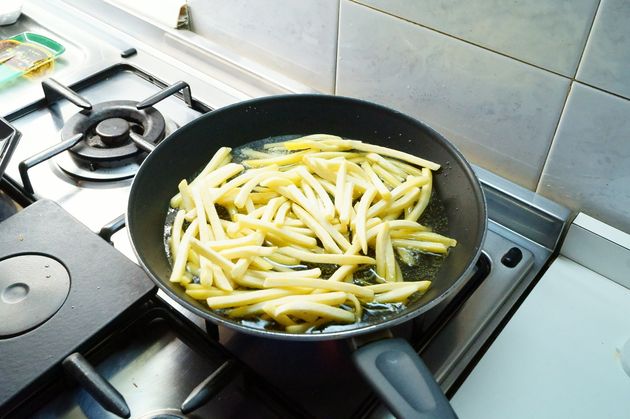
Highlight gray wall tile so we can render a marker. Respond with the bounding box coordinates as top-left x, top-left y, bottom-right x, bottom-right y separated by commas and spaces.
354, 0, 598, 76
187, 0, 339, 93
337, 1, 570, 190
538, 83, 630, 234
576, 0, 630, 99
